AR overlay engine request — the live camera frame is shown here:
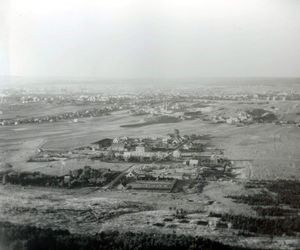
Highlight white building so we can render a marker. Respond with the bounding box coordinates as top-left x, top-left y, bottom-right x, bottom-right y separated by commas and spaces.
189, 159, 199, 166
172, 150, 181, 158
